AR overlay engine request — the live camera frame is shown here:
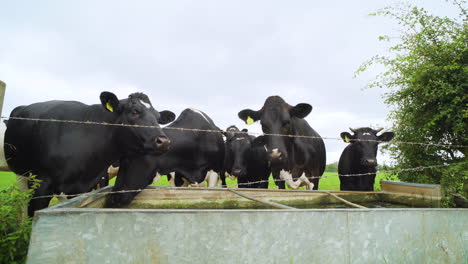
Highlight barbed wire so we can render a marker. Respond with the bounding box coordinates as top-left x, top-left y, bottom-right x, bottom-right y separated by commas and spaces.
25, 161, 465, 200
225, 162, 466, 188
2, 116, 467, 148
